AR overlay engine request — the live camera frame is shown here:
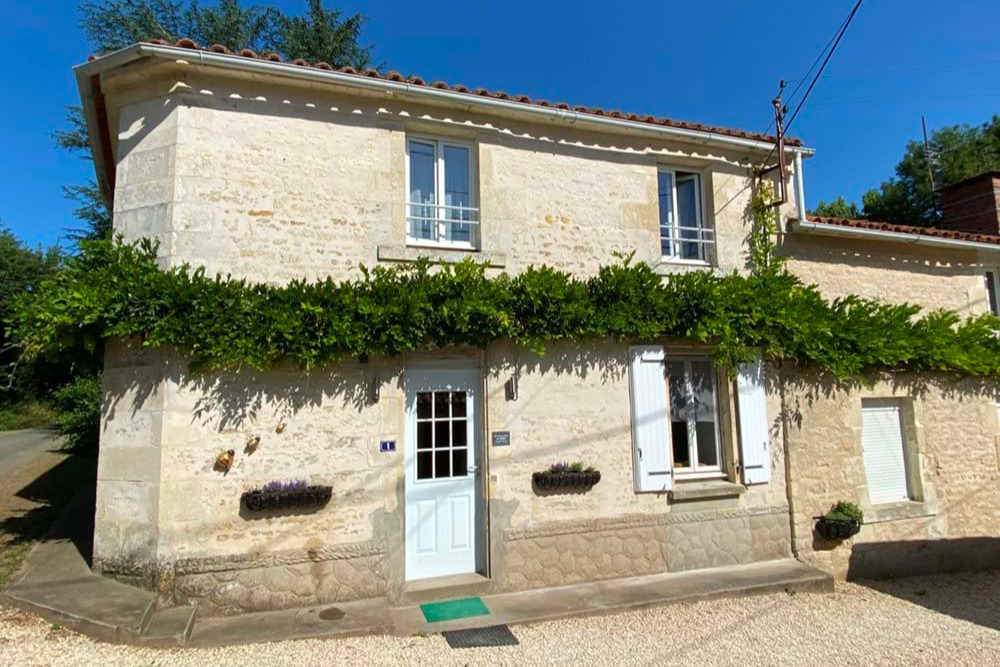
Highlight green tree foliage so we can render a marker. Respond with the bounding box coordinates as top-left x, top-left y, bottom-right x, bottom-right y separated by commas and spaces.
809, 195, 861, 219
0, 228, 65, 404
822, 115, 1000, 226
12, 237, 1000, 383
52, 375, 102, 451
